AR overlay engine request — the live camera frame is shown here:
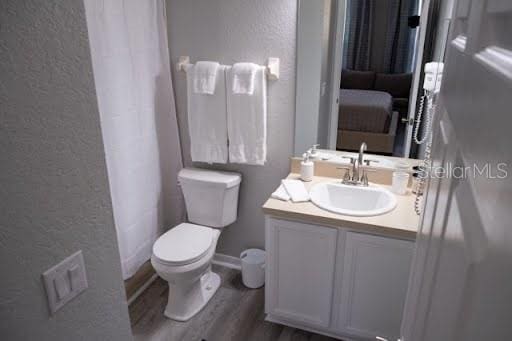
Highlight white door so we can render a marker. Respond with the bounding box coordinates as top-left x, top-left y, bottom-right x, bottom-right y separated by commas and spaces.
401, 0, 512, 340
265, 218, 337, 328
335, 232, 414, 340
